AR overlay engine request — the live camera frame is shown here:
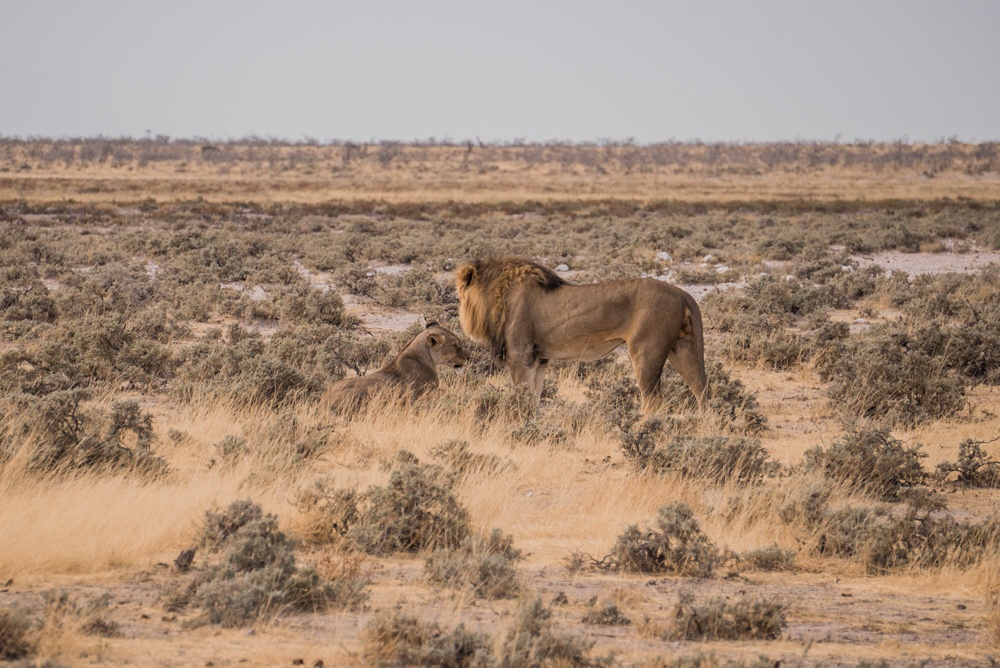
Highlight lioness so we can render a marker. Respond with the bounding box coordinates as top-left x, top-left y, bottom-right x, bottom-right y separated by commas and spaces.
323, 322, 468, 413
455, 257, 708, 413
